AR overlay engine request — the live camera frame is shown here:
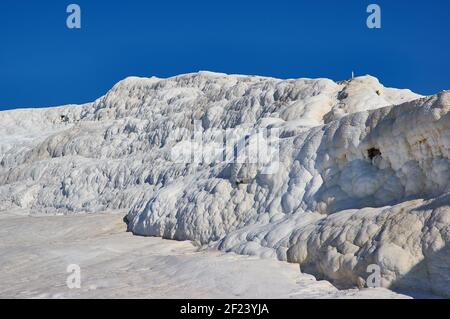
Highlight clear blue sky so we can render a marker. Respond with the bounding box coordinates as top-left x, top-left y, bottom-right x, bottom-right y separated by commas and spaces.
0, 0, 449, 110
